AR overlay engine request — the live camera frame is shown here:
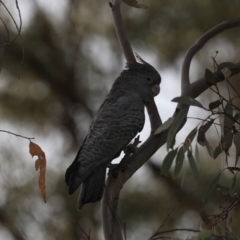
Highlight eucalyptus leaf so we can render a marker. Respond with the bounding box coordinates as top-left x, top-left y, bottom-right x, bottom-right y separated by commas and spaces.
161, 149, 178, 176
185, 126, 198, 143
234, 132, 240, 155
204, 69, 215, 84
172, 96, 204, 108
203, 173, 221, 204
223, 102, 234, 152
200, 210, 210, 225
197, 120, 214, 157
234, 132, 240, 166
198, 230, 212, 238
234, 112, 240, 121
209, 100, 221, 110
229, 175, 237, 191
216, 184, 229, 196
183, 126, 198, 152
213, 143, 222, 159
205, 140, 213, 157
195, 144, 200, 162
225, 228, 238, 240
155, 117, 173, 134
174, 146, 184, 177
187, 149, 199, 179
197, 120, 214, 146
167, 108, 188, 150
